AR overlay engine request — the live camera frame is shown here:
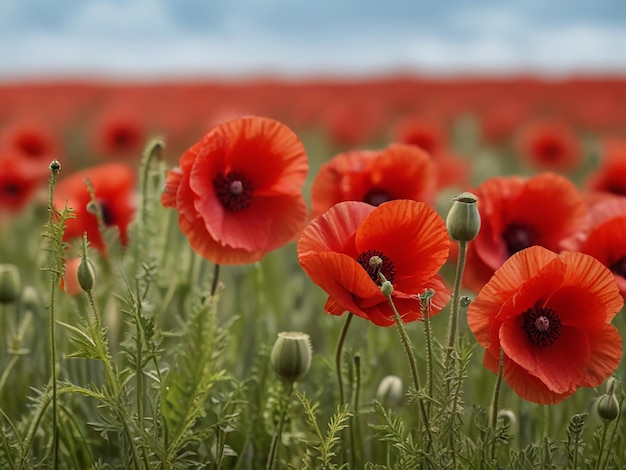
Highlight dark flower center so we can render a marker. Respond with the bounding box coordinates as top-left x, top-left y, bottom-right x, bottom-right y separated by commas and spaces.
363, 189, 393, 206
1, 183, 21, 198
536, 139, 562, 161
502, 222, 538, 256
17, 135, 45, 158
356, 250, 396, 285
213, 171, 253, 212
87, 199, 114, 226
610, 254, 626, 278
523, 305, 562, 347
